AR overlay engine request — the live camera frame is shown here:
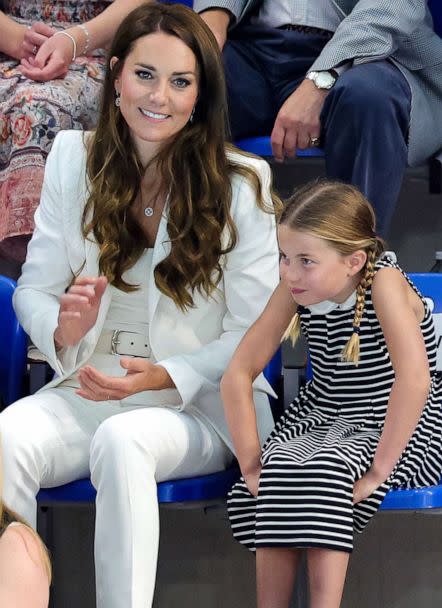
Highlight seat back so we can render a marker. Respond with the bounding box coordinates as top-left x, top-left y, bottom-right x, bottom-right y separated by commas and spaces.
409, 273, 442, 371
429, 0, 442, 37
0, 276, 27, 407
